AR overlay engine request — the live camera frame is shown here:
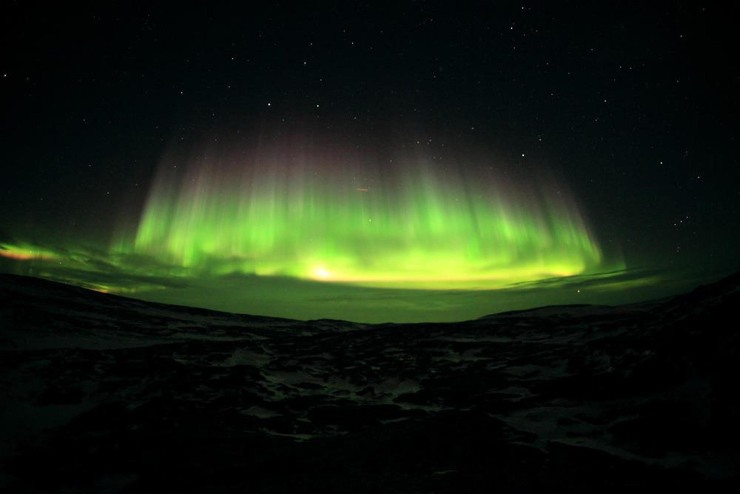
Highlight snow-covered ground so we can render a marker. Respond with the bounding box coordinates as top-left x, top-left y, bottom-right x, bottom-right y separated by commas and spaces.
1, 273, 739, 492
